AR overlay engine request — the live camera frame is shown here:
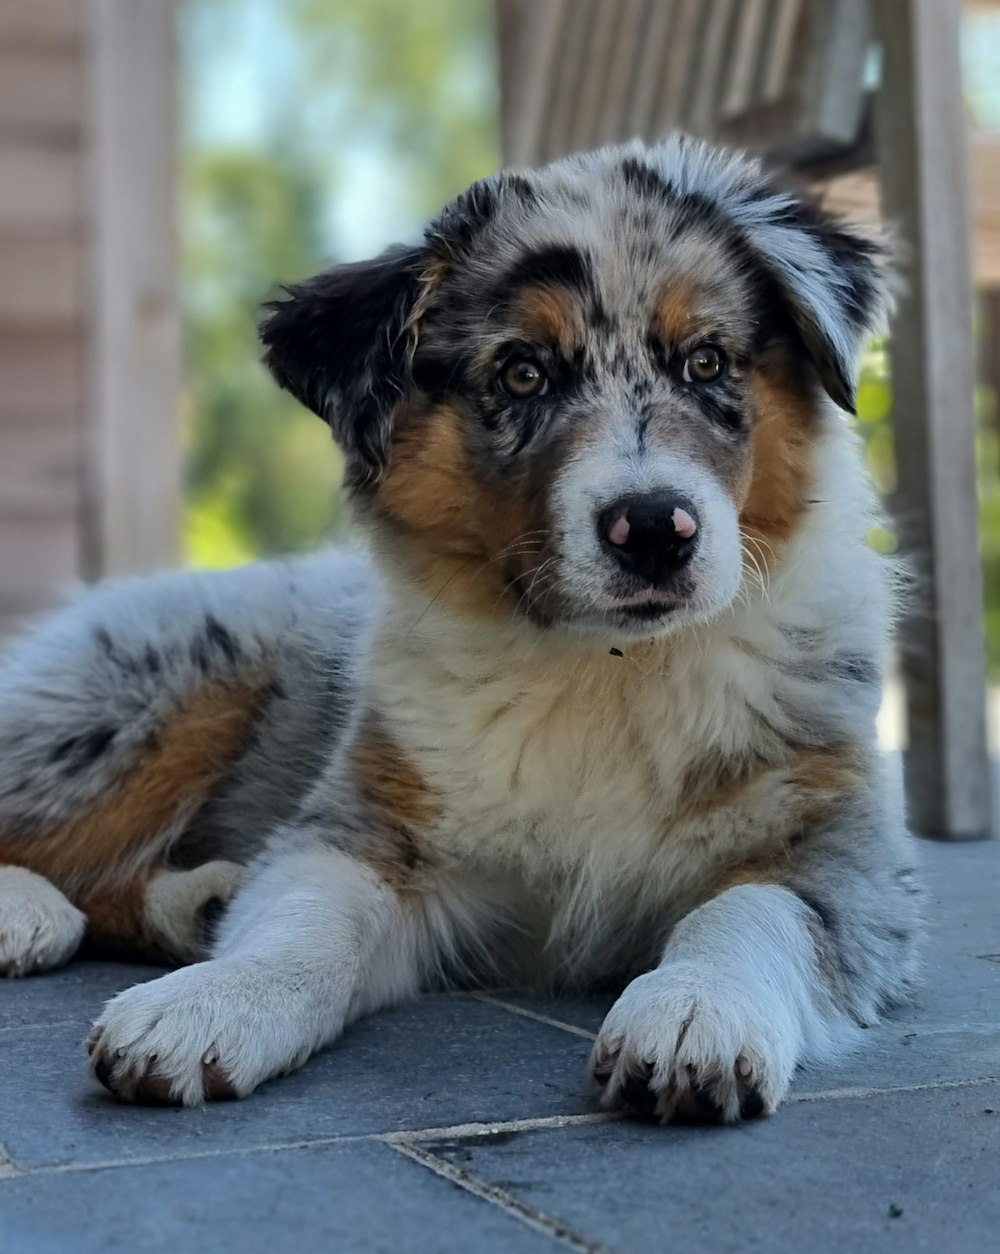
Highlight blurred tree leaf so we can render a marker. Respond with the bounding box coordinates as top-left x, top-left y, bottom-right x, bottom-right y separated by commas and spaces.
179, 0, 498, 566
